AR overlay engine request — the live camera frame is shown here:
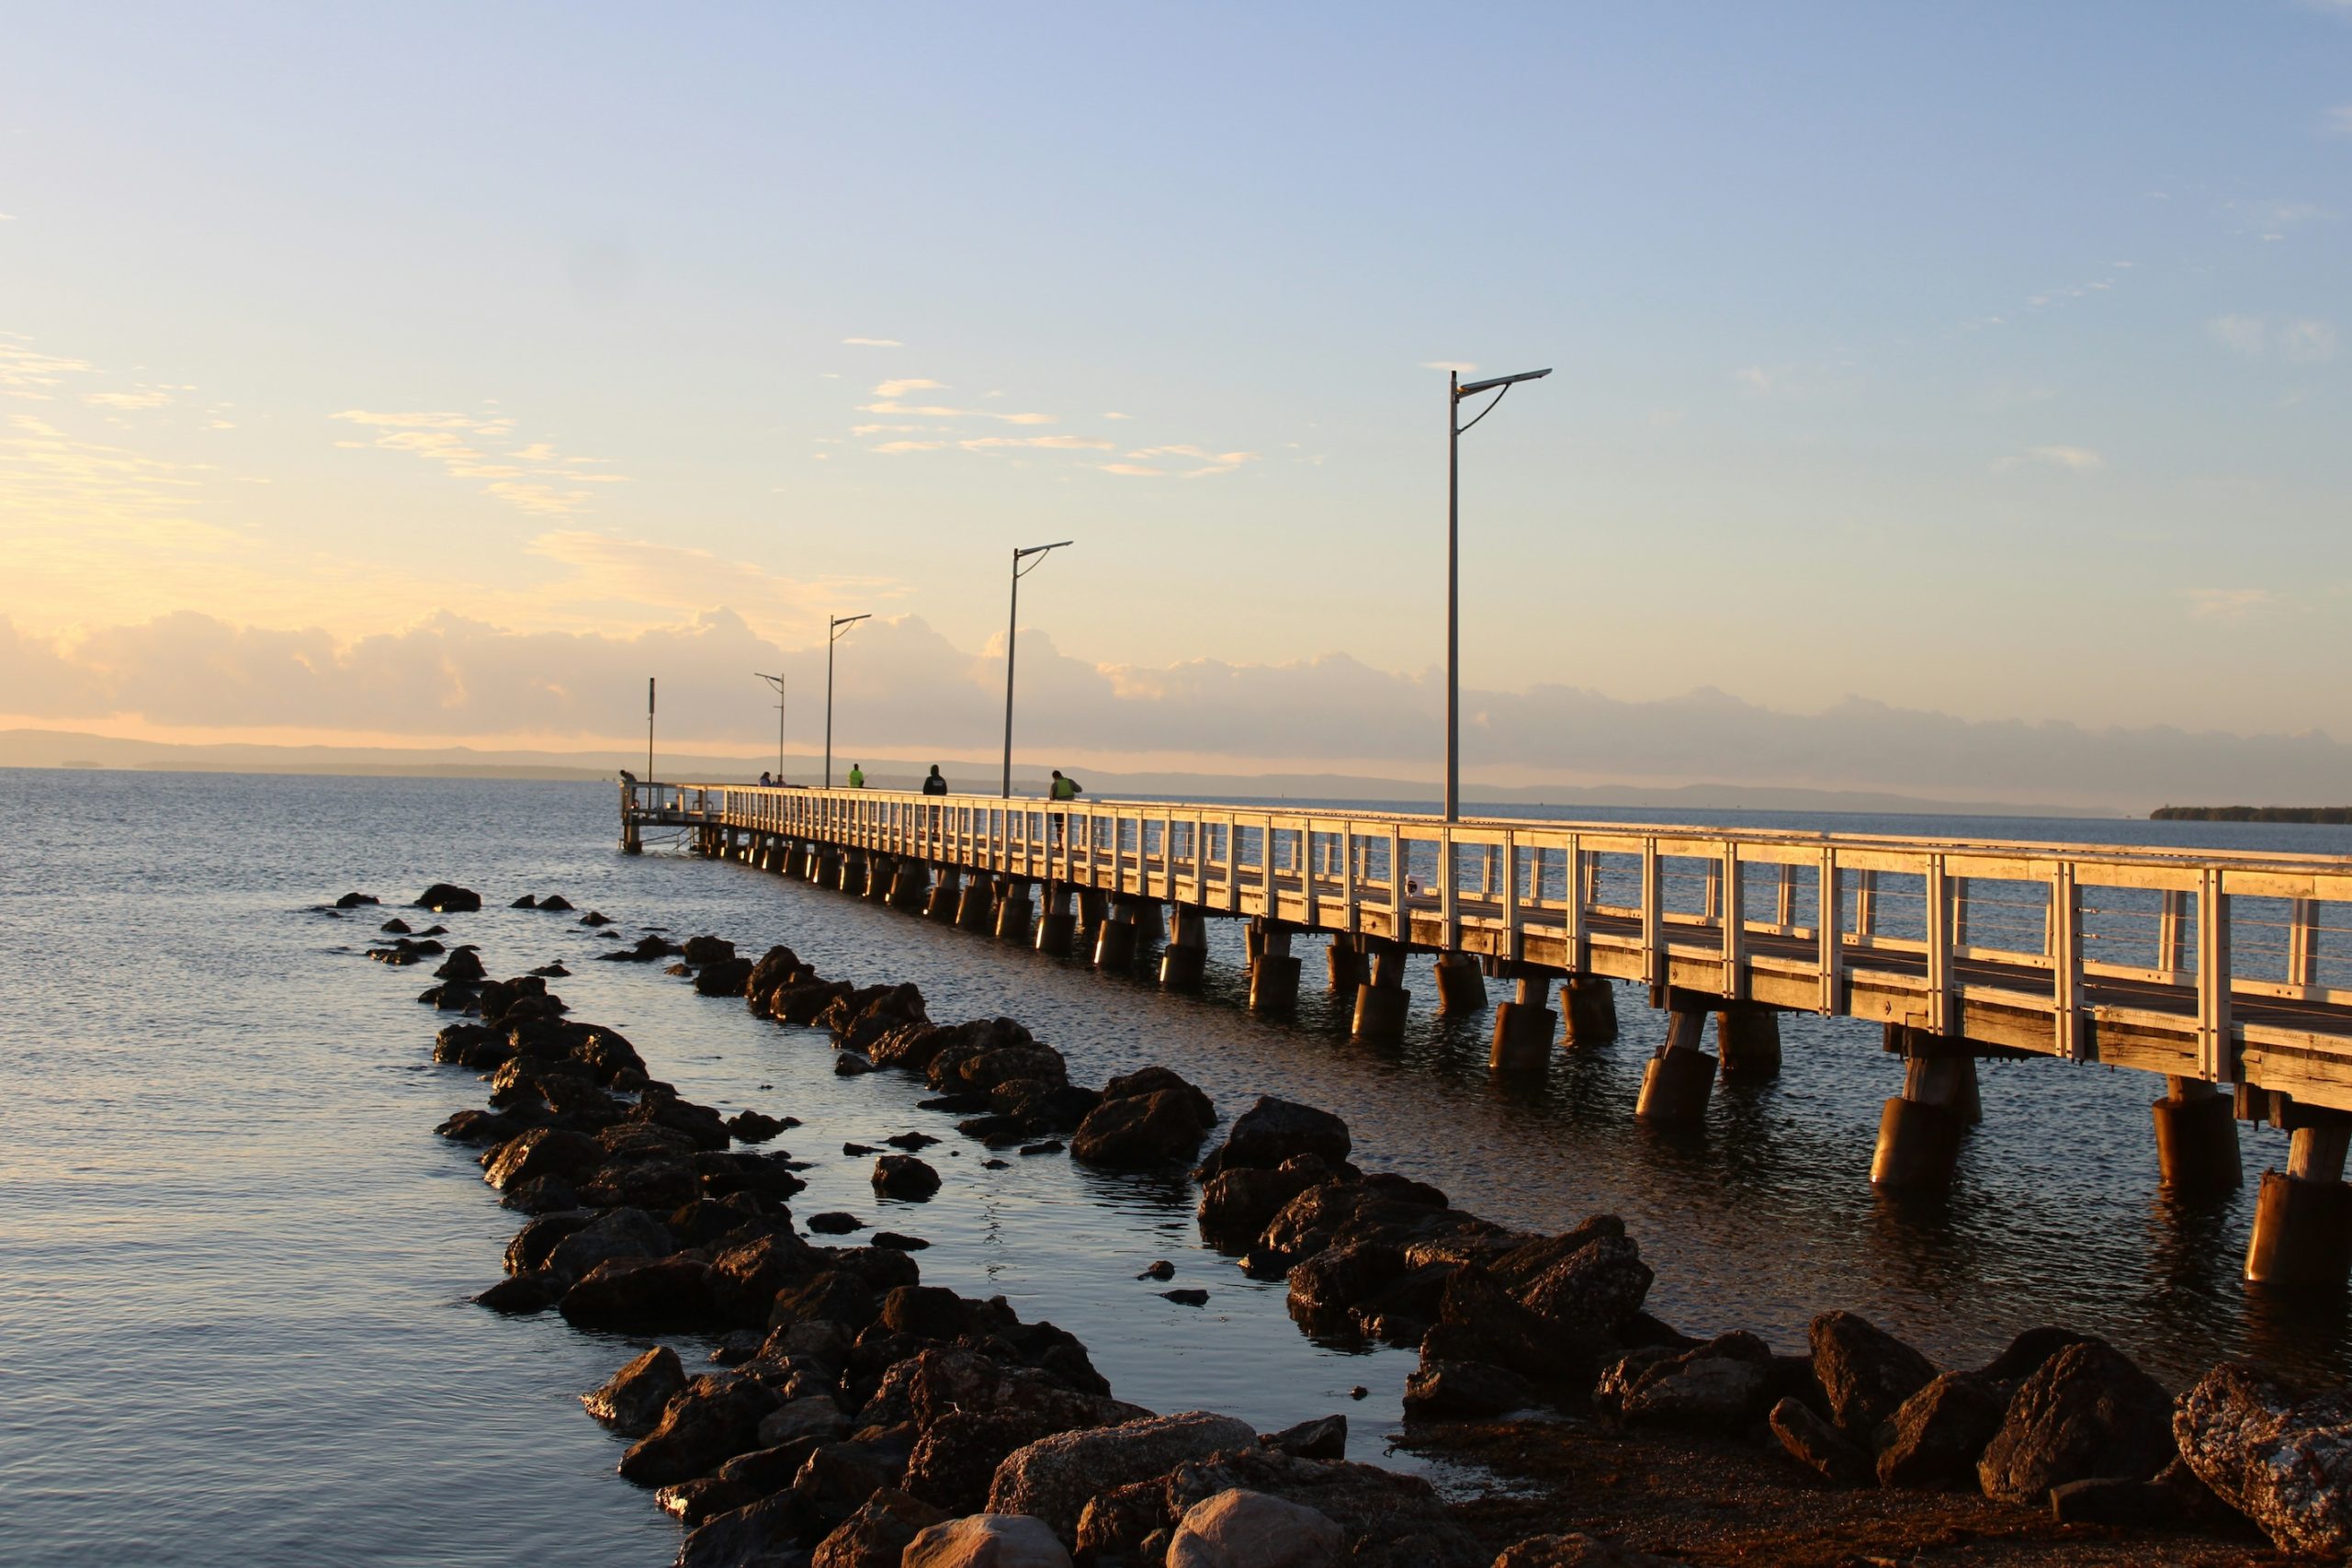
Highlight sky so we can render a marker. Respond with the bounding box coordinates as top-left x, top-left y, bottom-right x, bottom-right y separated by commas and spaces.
1, 3, 2347, 807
